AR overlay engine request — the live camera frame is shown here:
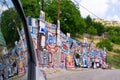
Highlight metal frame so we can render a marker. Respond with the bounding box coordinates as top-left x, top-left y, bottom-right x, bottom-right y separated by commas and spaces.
12, 0, 36, 80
